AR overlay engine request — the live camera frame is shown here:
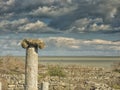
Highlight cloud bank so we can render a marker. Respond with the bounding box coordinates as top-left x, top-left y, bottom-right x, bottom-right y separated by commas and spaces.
0, 36, 119, 56
0, 0, 120, 33
0, 0, 119, 56
44, 37, 120, 51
